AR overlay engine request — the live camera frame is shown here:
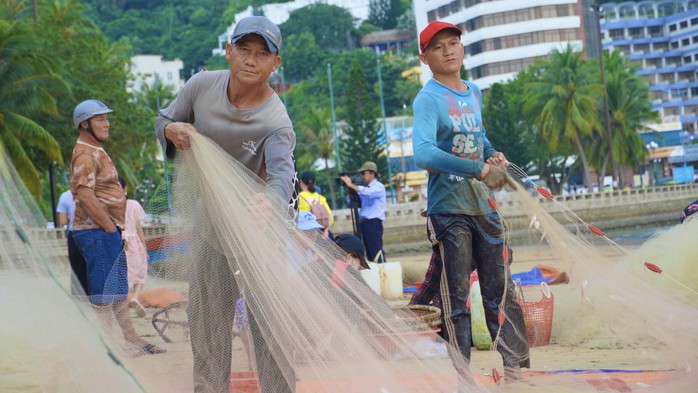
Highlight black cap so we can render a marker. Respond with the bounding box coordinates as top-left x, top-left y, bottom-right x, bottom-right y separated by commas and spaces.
334, 234, 369, 270
300, 170, 316, 183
